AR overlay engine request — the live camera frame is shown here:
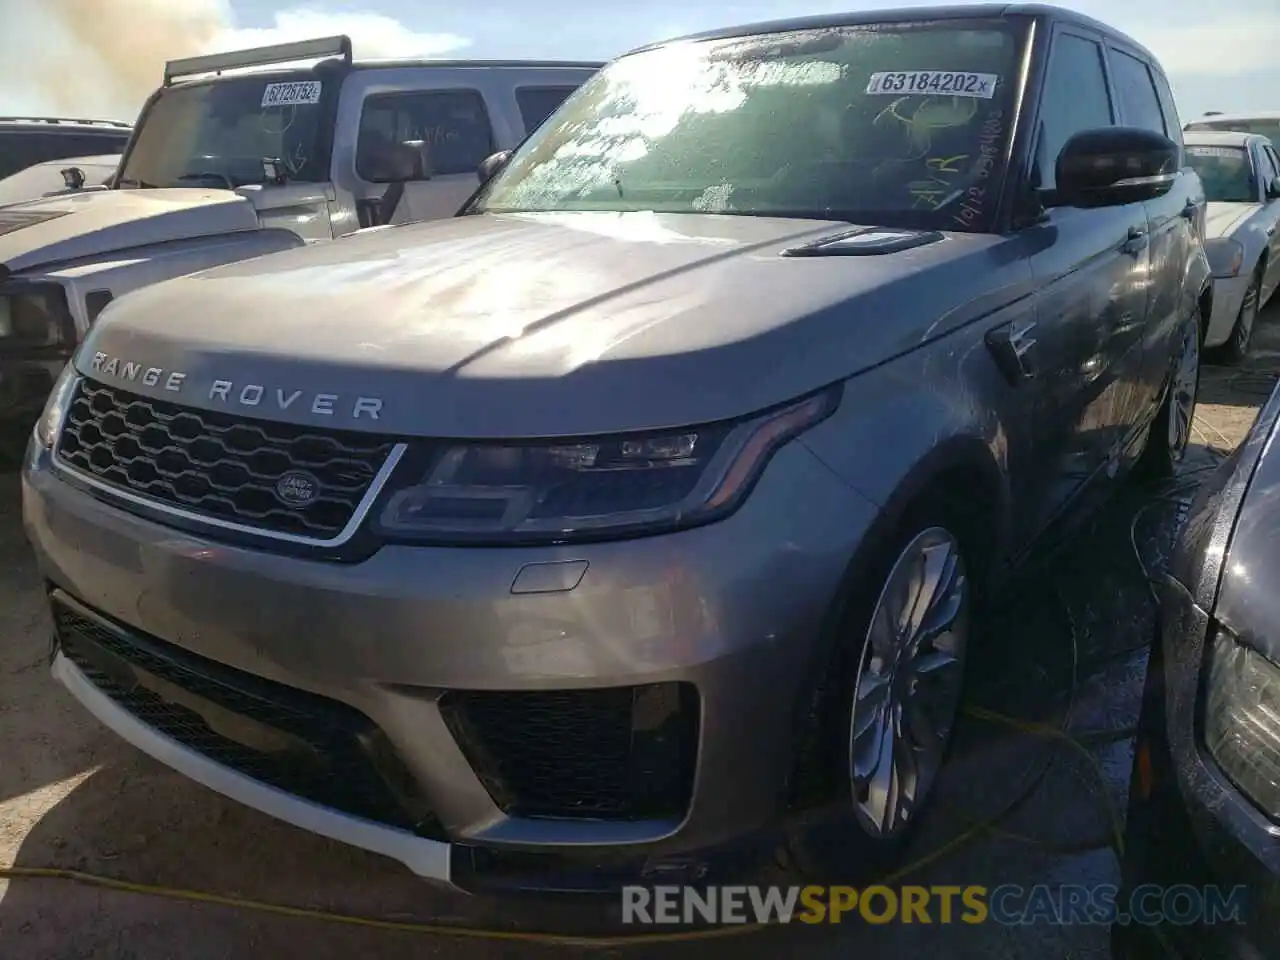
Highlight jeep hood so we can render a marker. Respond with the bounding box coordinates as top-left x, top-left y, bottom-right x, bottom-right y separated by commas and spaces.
1204, 202, 1257, 240
78, 211, 1027, 438
0, 188, 257, 274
